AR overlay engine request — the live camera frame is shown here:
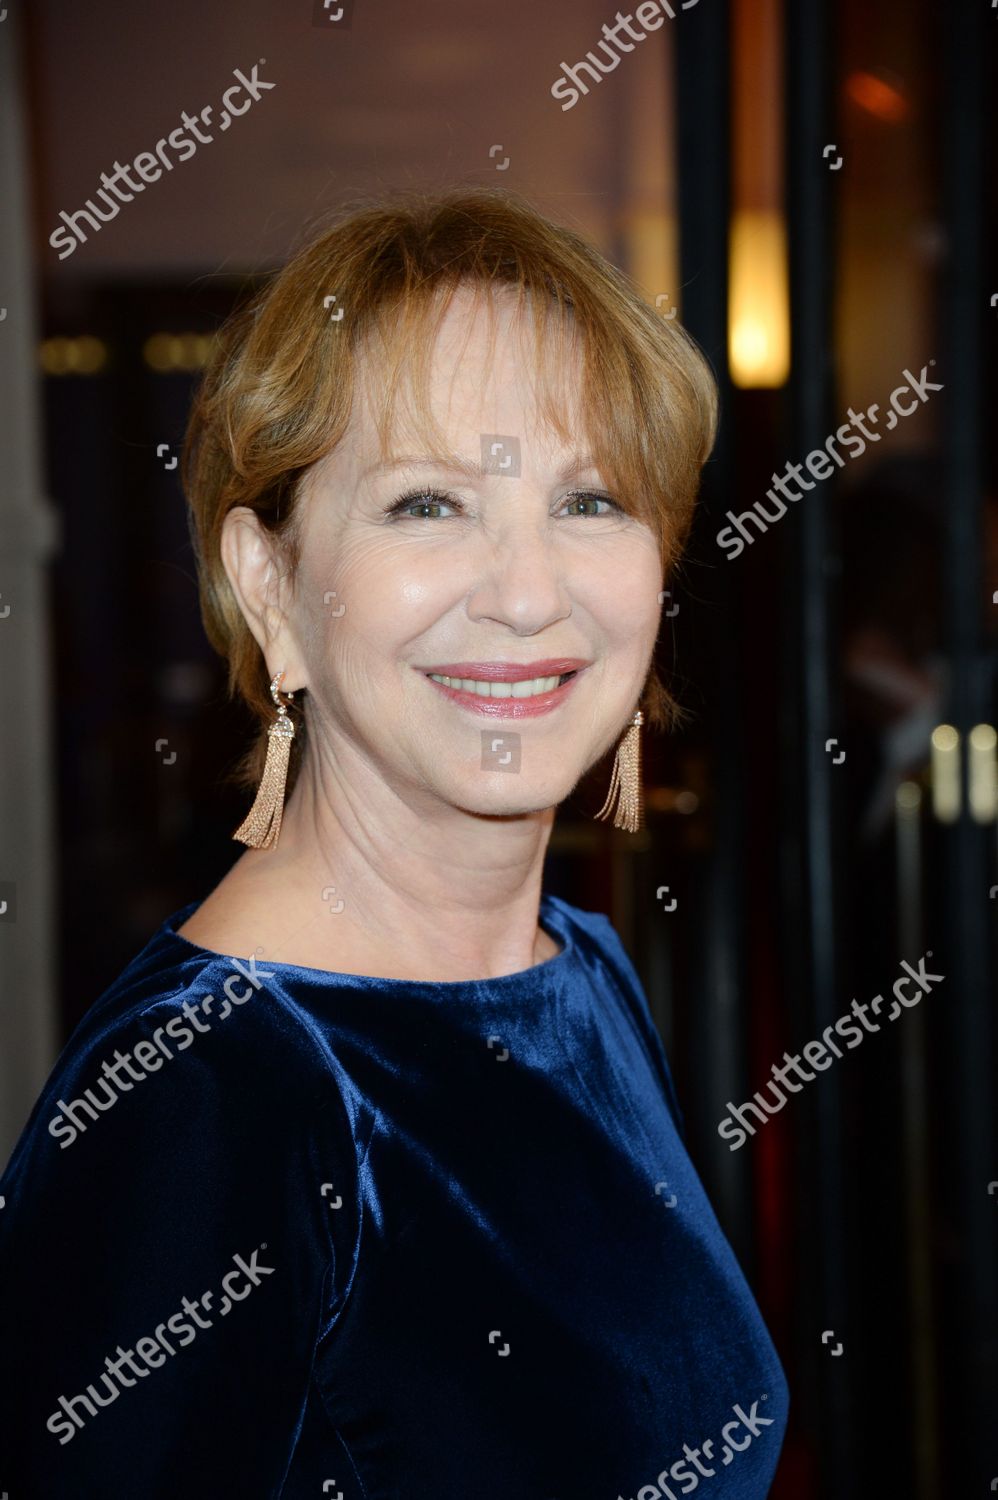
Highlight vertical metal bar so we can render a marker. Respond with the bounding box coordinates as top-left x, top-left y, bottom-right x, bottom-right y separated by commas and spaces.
0, 8, 61, 1169
784, 0, 853, 1492
894, 782, 938, 1500
674, 0, 752, 1258
938, 0, 996, 1484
